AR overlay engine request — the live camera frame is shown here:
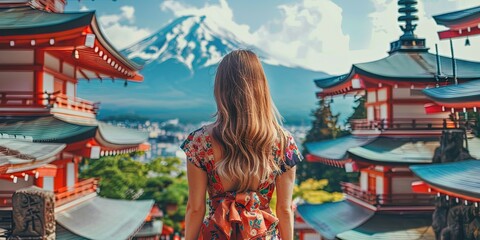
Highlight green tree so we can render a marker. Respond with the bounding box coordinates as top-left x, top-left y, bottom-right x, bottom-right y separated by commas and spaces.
80, 154, 148, 200
298, 98, 357, 192
304, 98, 345, 143
140, 157, 189, 232
347, 95, 367, 125
293, 179, 343, 204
